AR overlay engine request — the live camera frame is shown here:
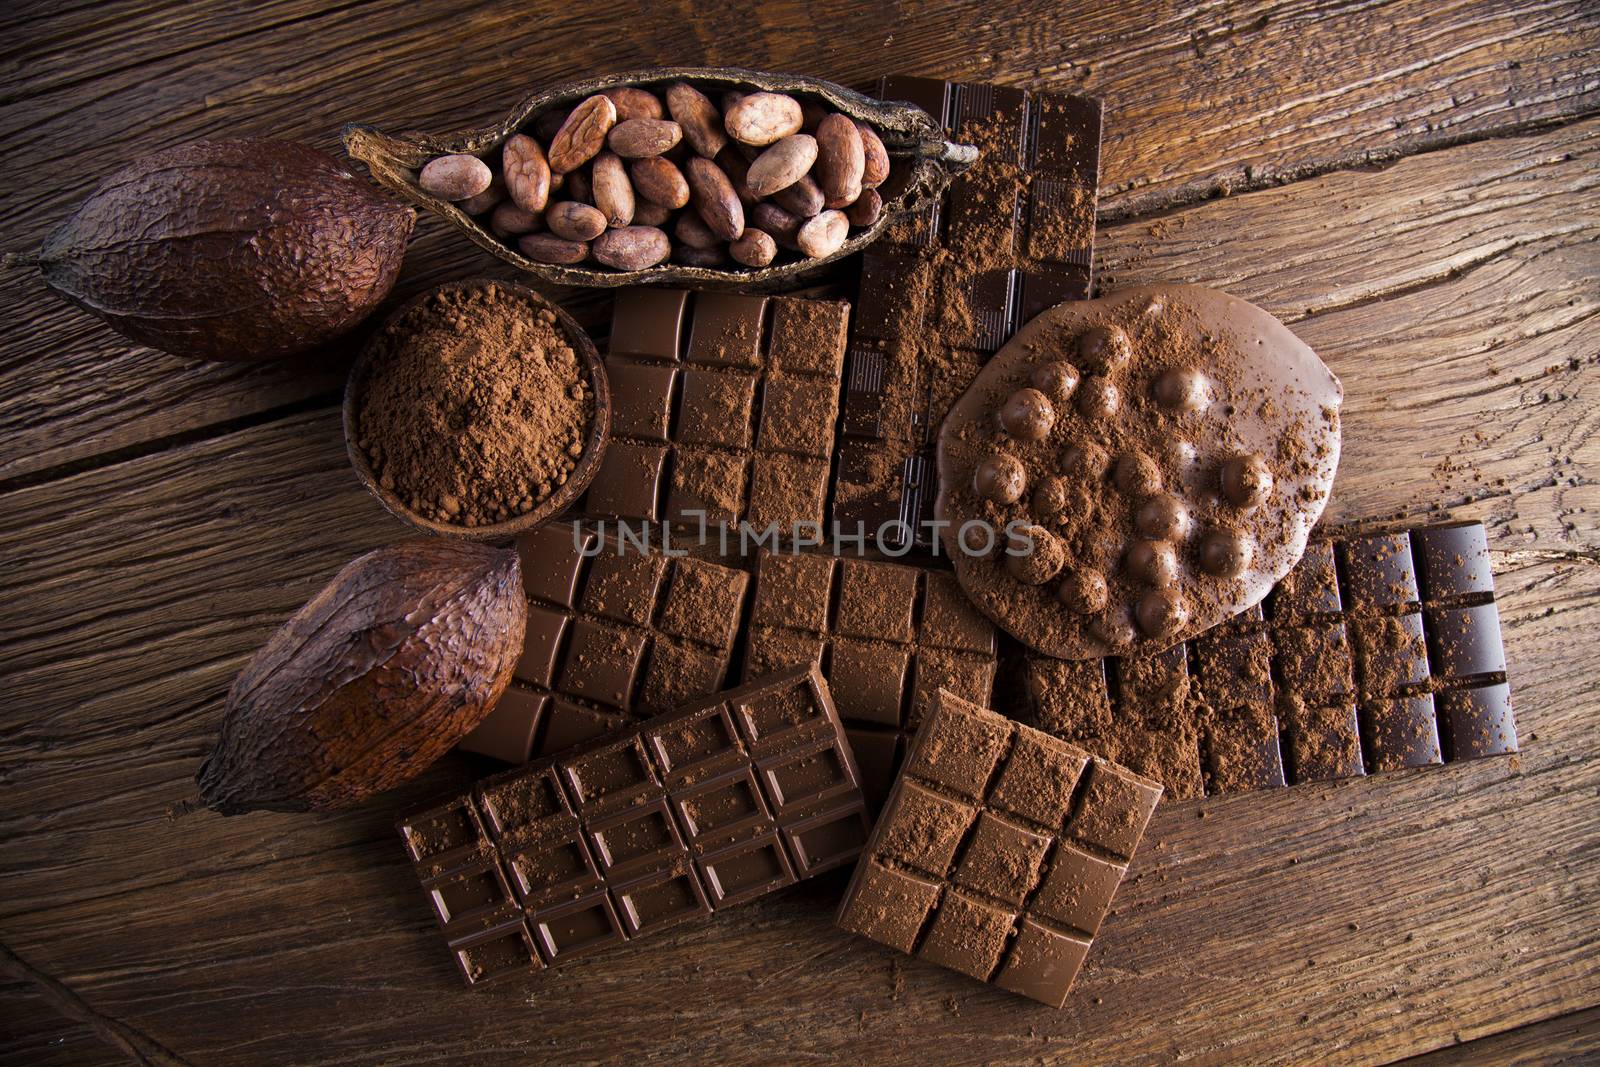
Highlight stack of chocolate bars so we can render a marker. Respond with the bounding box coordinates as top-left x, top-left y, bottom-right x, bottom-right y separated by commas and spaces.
395, 76, 1520, 1008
